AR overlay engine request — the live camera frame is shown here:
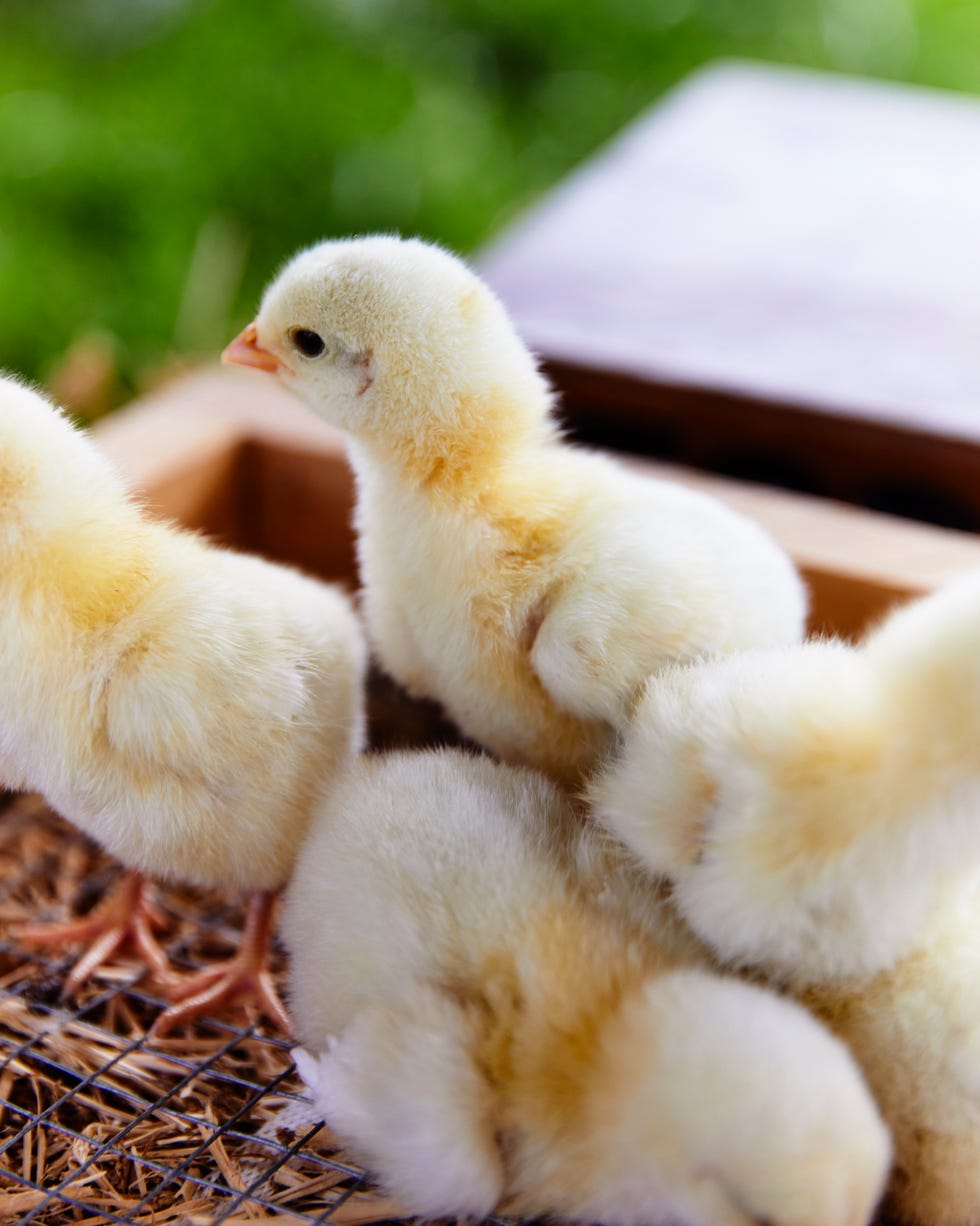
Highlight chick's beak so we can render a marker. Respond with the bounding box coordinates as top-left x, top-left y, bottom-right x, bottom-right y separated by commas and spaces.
222, 323, 281, 374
